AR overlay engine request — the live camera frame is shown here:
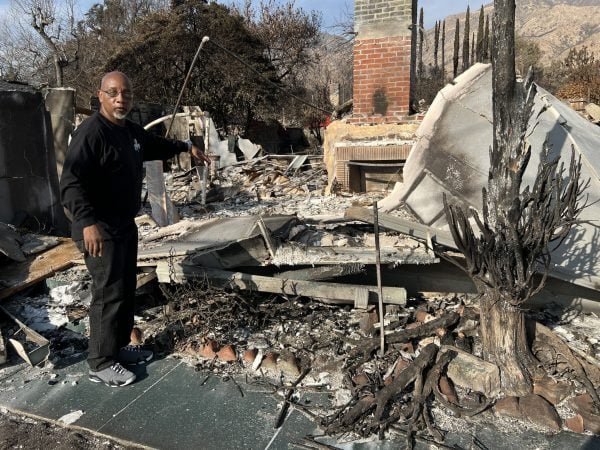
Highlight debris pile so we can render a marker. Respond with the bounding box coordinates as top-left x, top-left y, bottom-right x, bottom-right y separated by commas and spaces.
2, 151, 600, 447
